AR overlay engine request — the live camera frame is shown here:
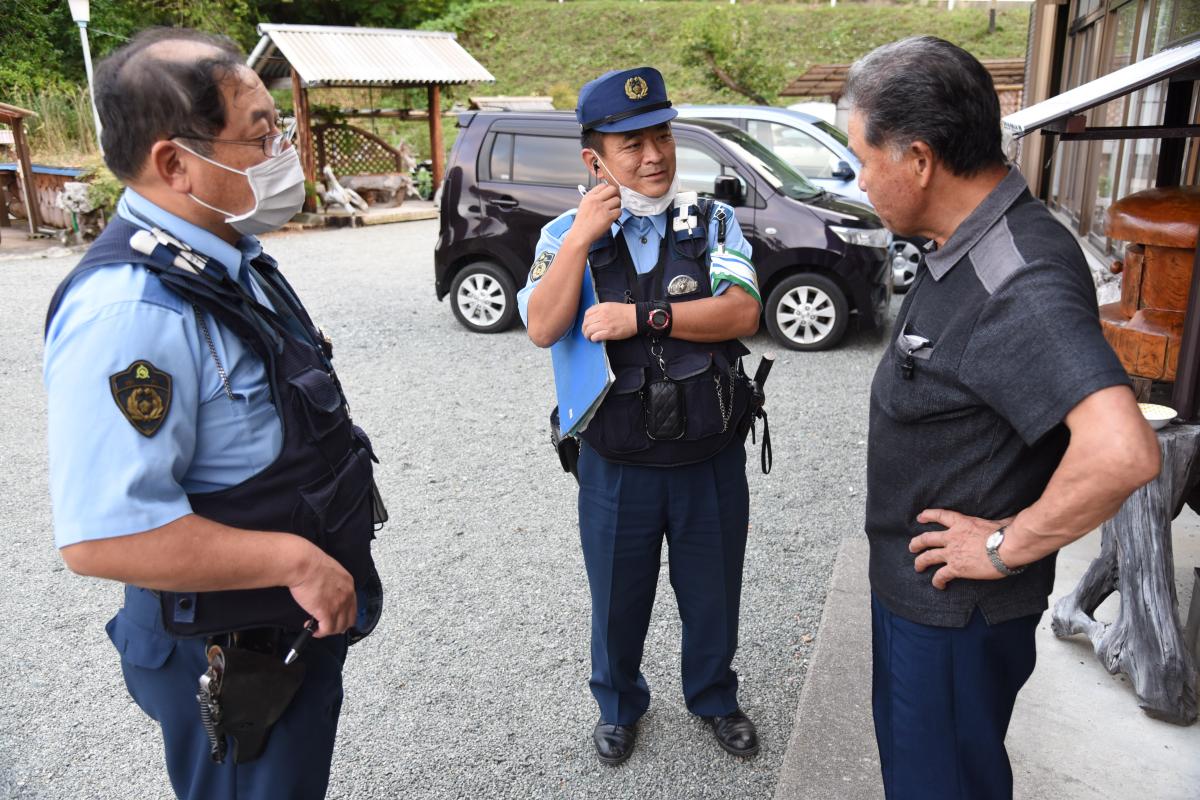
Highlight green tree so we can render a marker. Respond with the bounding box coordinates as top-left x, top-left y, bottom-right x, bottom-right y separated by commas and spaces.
90, 0, 258, 51
682, 8, 778, 105
250, 0, 460, 32
0, 0, 76, 92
